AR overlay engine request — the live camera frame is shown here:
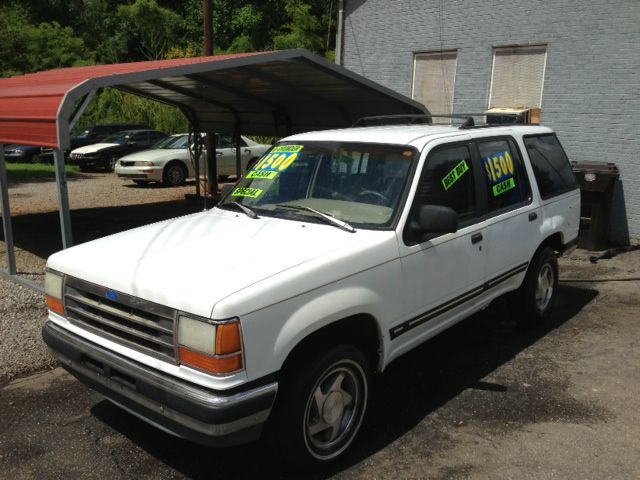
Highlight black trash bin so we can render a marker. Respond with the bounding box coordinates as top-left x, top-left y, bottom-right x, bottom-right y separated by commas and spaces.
571, 161, 619, 251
